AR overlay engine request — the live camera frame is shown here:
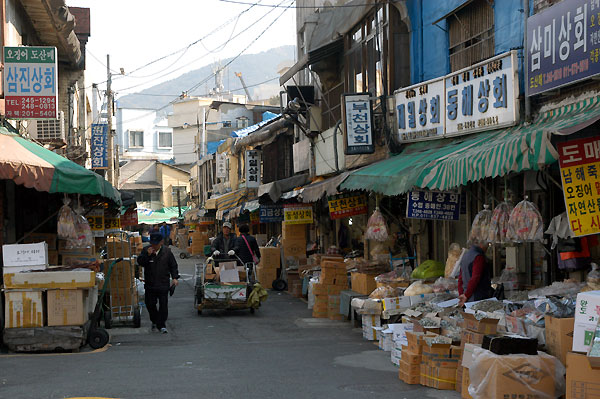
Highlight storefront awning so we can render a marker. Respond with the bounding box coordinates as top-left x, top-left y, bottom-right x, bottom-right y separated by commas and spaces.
300, 172, 350, 203
342, 96, 600, 194
258, 173, 309, 202
0, 128, 121, 205
137, 207, 189, 225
